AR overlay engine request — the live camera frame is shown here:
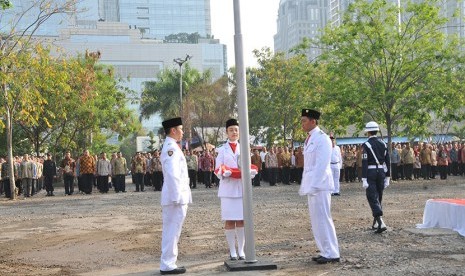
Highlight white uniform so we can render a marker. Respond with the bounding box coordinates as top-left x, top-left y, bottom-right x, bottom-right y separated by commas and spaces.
160, 136, 192, 271
330, 145, 342, 194
216, 140, 243, 220
300, 126, 340, 259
